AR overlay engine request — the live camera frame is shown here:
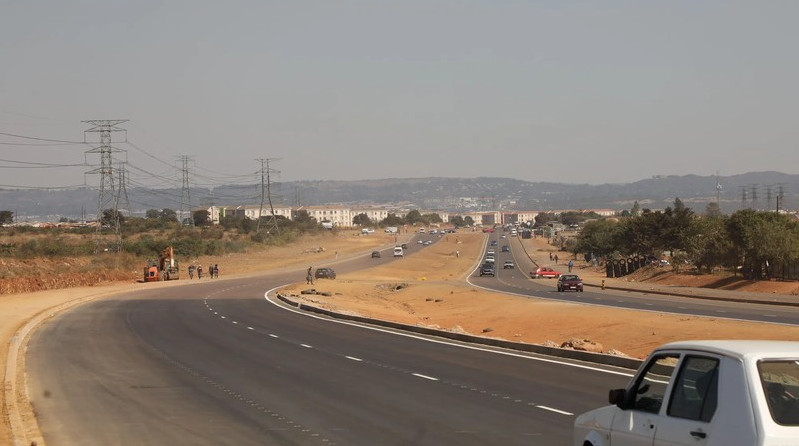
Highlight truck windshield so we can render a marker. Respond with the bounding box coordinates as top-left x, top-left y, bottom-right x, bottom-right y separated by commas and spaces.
758, 360, 799, 426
